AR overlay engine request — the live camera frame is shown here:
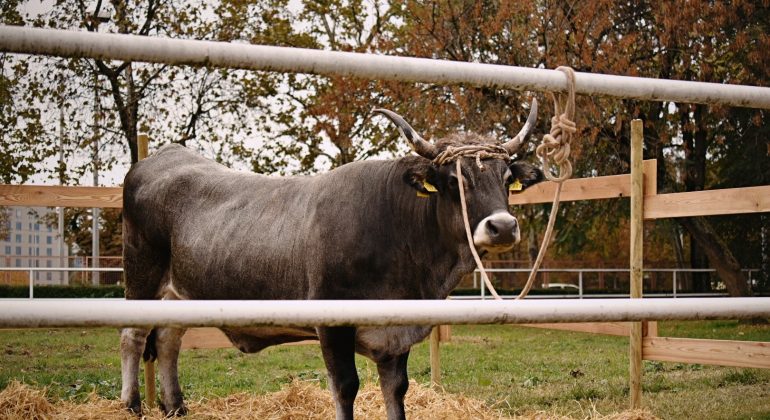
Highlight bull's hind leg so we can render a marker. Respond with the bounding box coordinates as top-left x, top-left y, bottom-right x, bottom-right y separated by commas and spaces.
121, 220, 169, 415
319, 327, 359, 420
376, 352, 410, 420
120, 327, 152, 414
155, 327, 188, 416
